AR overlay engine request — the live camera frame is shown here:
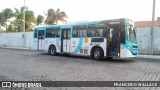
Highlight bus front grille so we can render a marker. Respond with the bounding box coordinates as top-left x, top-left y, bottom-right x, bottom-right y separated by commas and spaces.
84, 49, 88, 54
80, 49, 83, 53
